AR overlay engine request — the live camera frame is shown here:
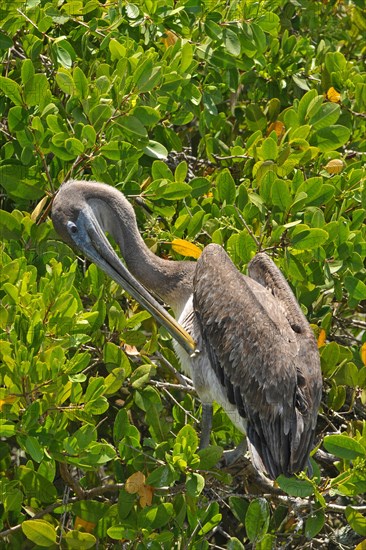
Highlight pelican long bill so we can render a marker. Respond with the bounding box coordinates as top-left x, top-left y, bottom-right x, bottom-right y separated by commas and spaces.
70, 209, 197, 356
